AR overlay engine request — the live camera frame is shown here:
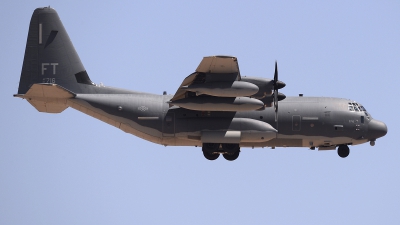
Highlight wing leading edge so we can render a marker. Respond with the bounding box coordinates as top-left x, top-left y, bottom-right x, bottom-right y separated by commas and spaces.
170, 56, 241, 102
